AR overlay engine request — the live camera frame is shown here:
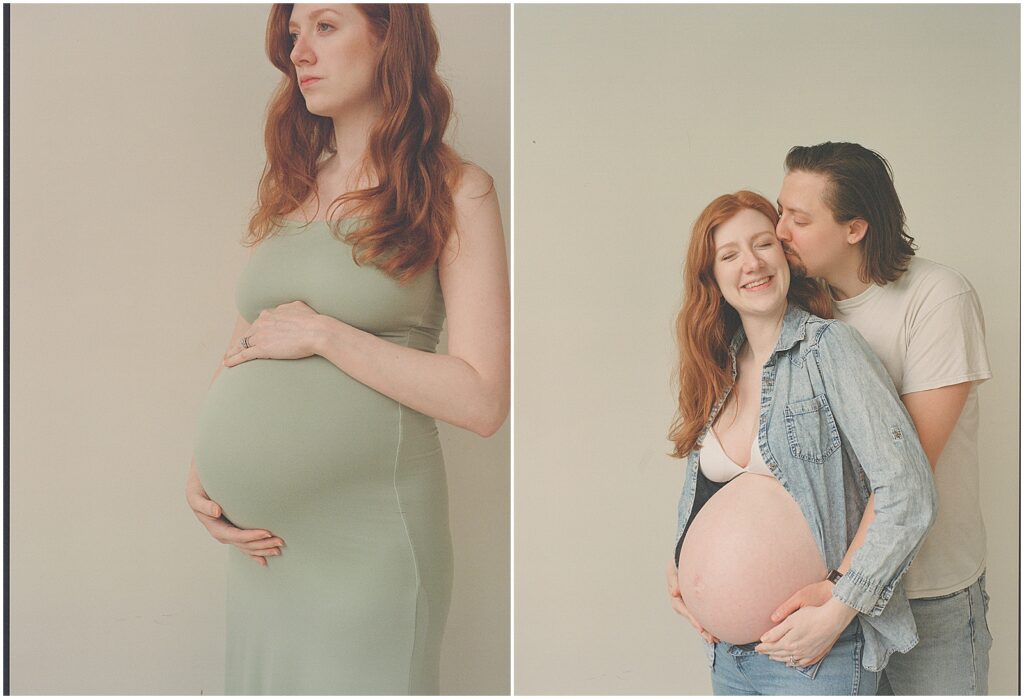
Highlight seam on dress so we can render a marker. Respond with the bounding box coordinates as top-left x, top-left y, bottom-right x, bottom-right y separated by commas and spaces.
390, 267, 440, 692
392, 400, 421, 693
392, 281, 436, 693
